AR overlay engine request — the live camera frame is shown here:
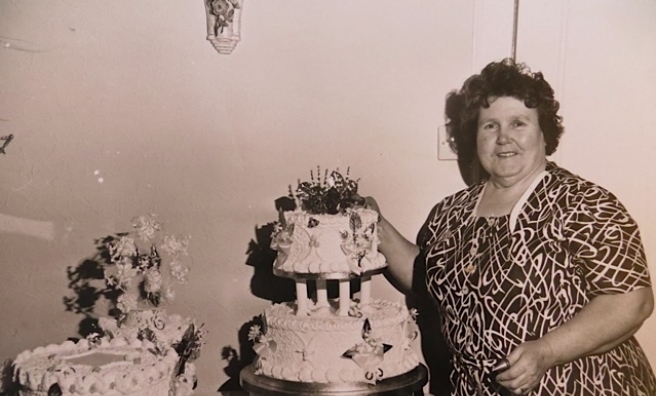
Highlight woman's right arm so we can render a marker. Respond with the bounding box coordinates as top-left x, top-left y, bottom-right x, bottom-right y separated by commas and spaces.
365, 197, 421, 294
